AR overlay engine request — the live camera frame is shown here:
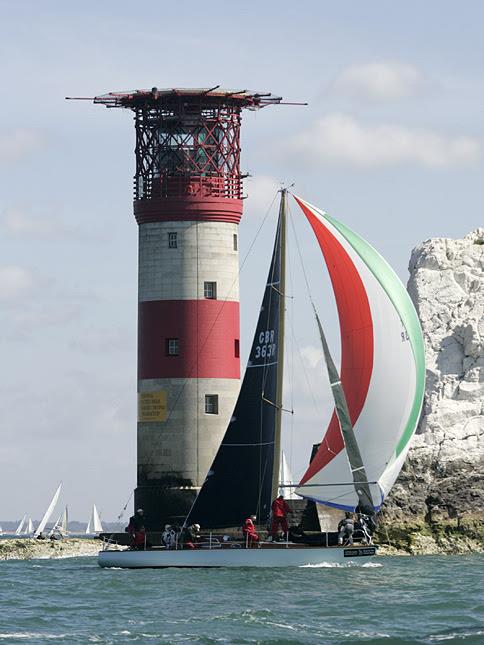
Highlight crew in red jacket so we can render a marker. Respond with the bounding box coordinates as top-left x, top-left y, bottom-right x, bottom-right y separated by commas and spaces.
242, 514, 260, 547
271, 495, 291, 539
